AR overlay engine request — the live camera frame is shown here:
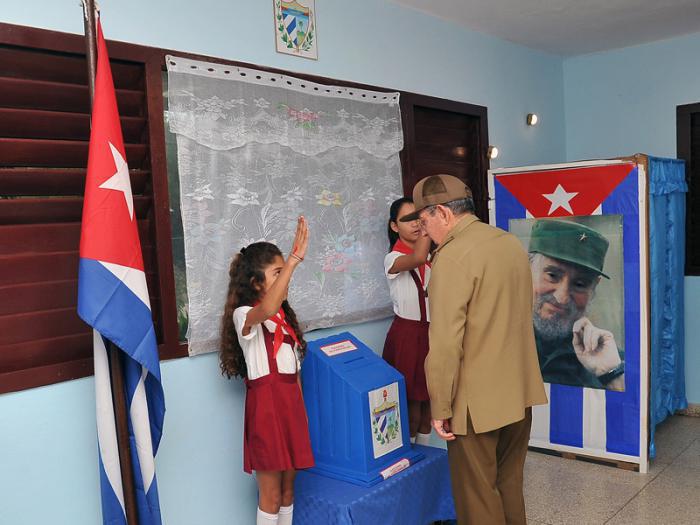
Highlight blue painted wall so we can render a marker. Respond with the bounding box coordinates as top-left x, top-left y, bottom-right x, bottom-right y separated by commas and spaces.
563, 32, 700, 405
0, 1, 566, 523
